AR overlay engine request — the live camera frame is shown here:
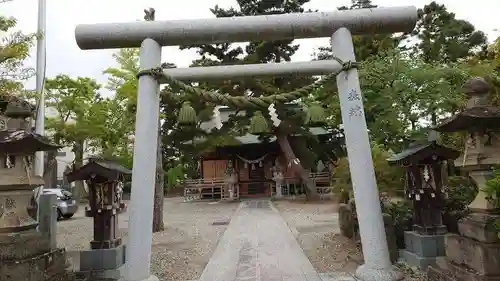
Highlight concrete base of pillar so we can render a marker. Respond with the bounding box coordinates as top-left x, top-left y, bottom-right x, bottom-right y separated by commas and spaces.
355, 264, 403, 281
